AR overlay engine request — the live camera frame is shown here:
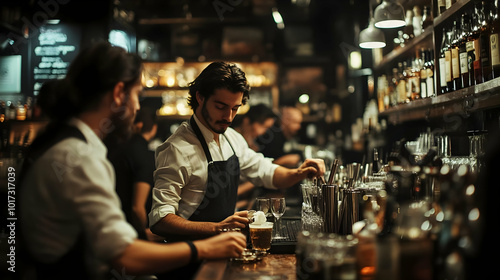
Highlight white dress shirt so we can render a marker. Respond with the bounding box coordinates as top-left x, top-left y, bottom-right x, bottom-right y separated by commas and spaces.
149, 114, 279, 226
20, 118, 137, 278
